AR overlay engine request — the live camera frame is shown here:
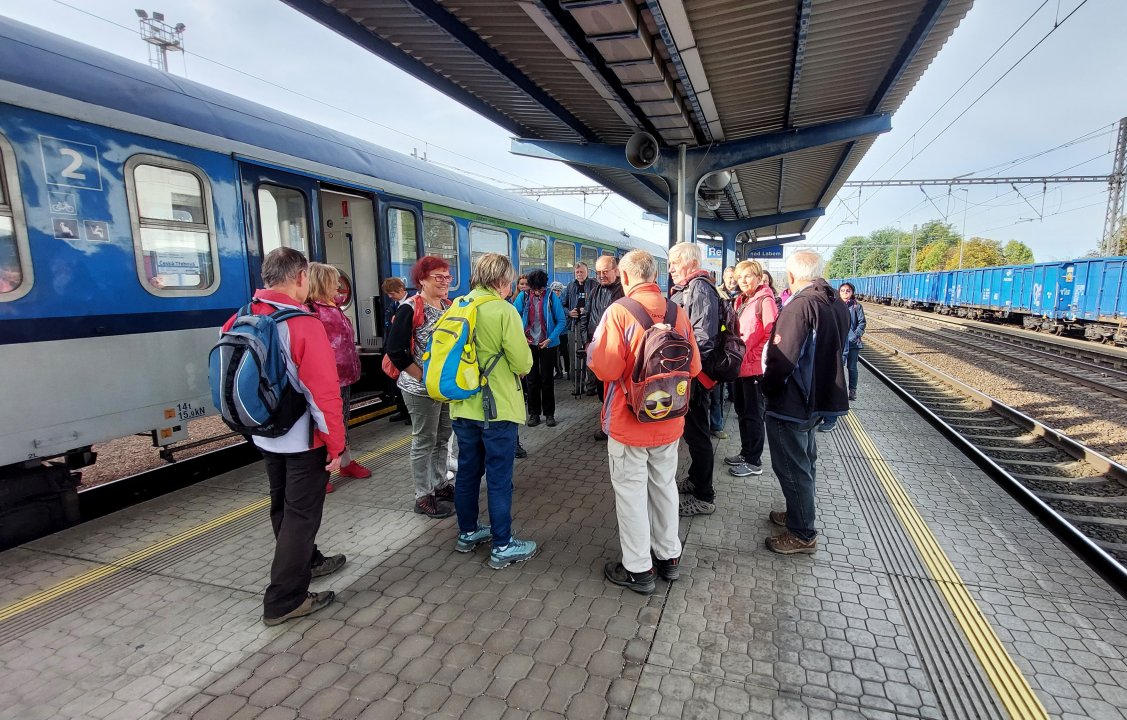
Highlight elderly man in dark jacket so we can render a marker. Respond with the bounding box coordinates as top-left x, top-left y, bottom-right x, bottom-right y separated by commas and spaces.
564, 262, 598, 393
761, 250, 849, 555
587, 255, 625, 438
668, 242, 721, 517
